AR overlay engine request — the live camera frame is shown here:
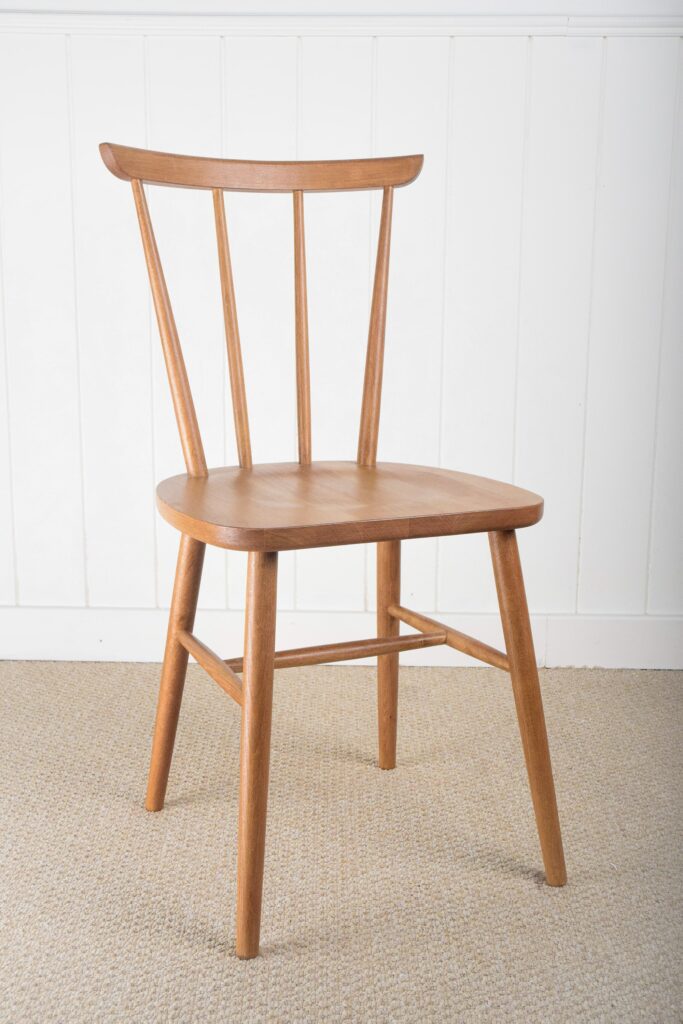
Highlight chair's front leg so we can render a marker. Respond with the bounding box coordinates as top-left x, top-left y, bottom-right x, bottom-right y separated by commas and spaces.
236, 550, 278, 959
377, 540, 401, 769
146, 533, 205, 812
489, 529, 567, 886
